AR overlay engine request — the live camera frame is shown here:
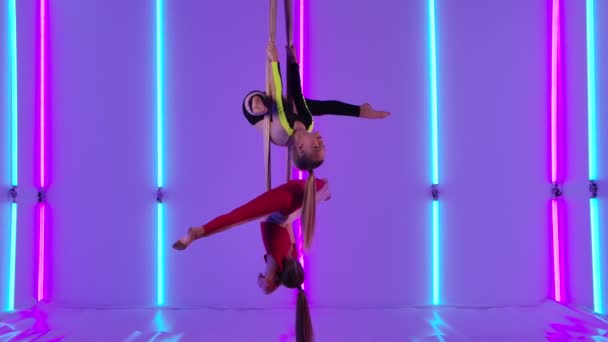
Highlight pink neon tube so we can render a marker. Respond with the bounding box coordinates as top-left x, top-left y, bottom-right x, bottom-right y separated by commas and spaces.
38, 0, 47, 301
551, 200, 562, 301
550, 0, 562, 303
550, 0, 559, 183
297, 0, 305, 281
